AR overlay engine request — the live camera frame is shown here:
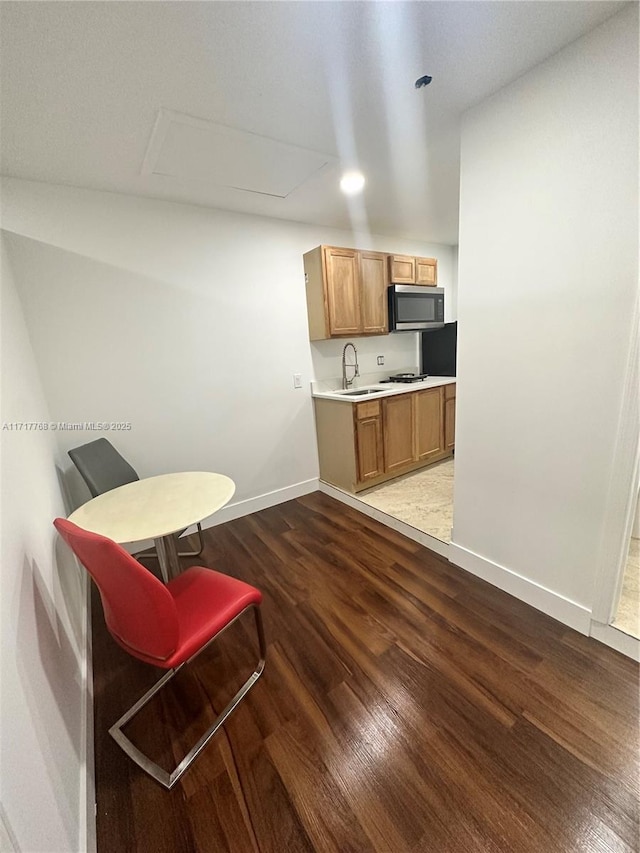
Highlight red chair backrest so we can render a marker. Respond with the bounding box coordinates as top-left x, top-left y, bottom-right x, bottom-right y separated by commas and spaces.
54, 518, 179, 662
